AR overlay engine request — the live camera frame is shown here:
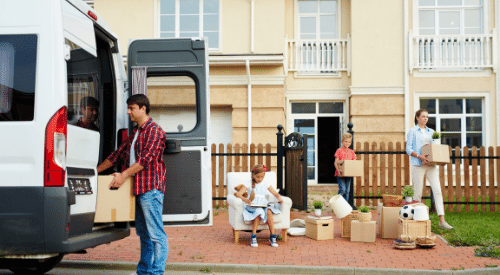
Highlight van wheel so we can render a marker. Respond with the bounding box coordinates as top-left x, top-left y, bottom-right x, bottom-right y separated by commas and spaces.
9, 254, 64, 275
